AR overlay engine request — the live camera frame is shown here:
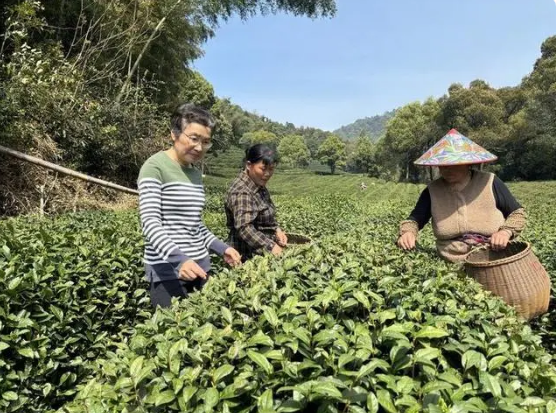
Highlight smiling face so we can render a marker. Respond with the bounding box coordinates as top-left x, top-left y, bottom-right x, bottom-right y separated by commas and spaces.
170, 122, 212, 166
438, 164, 471, 185
246, 160, 276, 187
